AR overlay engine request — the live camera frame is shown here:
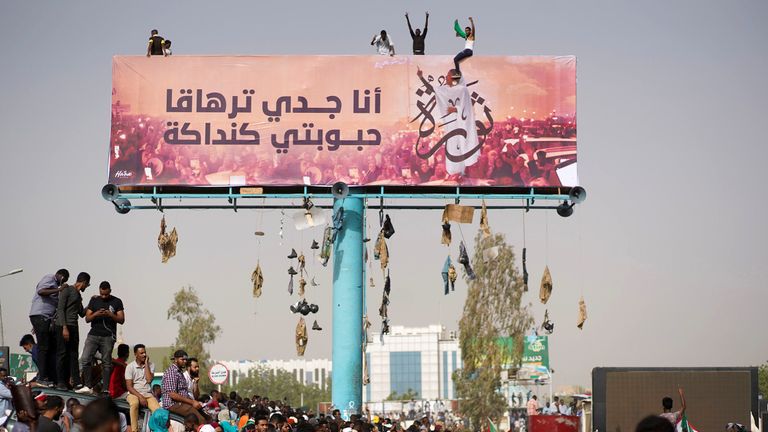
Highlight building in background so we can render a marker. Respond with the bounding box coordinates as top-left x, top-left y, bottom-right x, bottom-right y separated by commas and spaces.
365, 325, 461, 403
218, 358, 332, 391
